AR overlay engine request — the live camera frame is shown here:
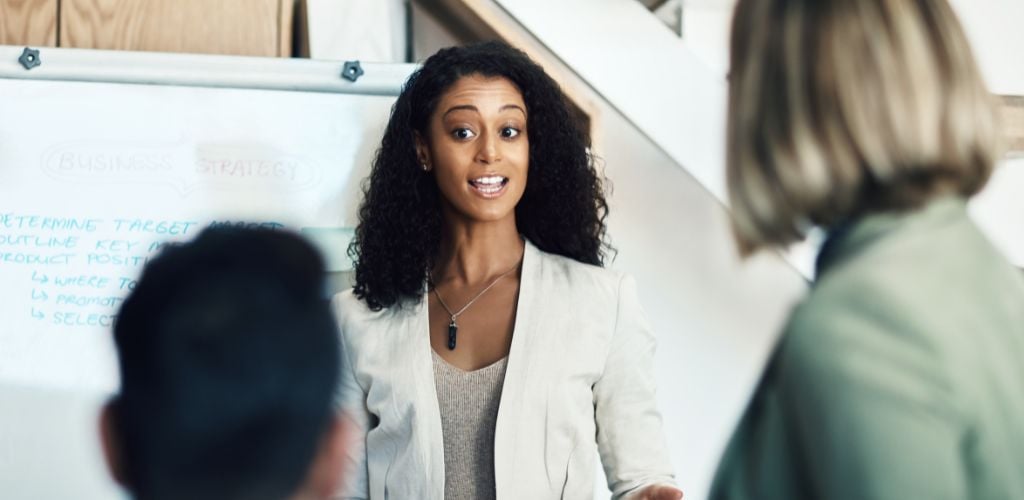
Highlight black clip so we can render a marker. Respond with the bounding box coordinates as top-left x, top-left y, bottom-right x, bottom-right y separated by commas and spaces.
341, 61, 364, 82
19, 47, 41, 70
